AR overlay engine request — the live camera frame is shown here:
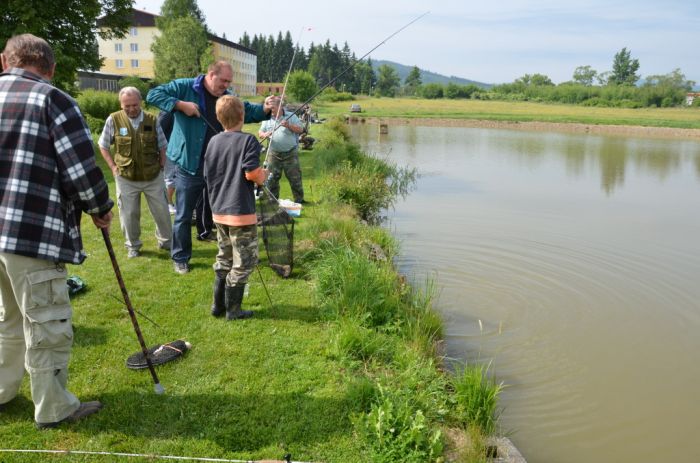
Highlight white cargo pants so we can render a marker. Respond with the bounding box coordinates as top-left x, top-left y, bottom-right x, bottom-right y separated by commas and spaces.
0, 252, 80, 423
